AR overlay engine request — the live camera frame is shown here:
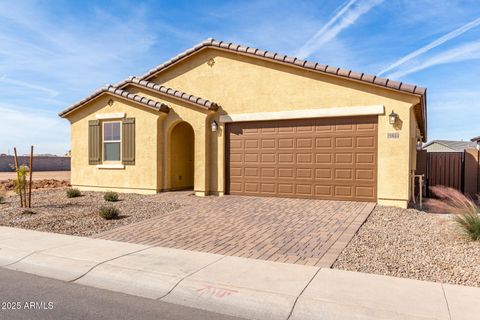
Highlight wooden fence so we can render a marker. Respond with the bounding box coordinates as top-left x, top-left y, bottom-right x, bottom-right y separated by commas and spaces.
416, 149, 480, 197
